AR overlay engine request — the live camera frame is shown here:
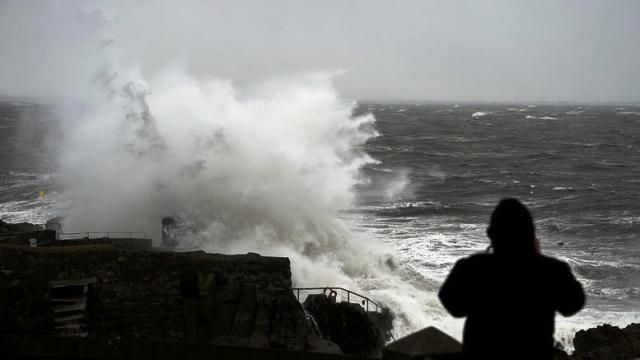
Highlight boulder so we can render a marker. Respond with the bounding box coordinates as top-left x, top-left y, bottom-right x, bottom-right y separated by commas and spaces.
305, 334, 343, 355
384, 326, 462, 360
302, 293, 391, 357
571, 323, 640, 360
